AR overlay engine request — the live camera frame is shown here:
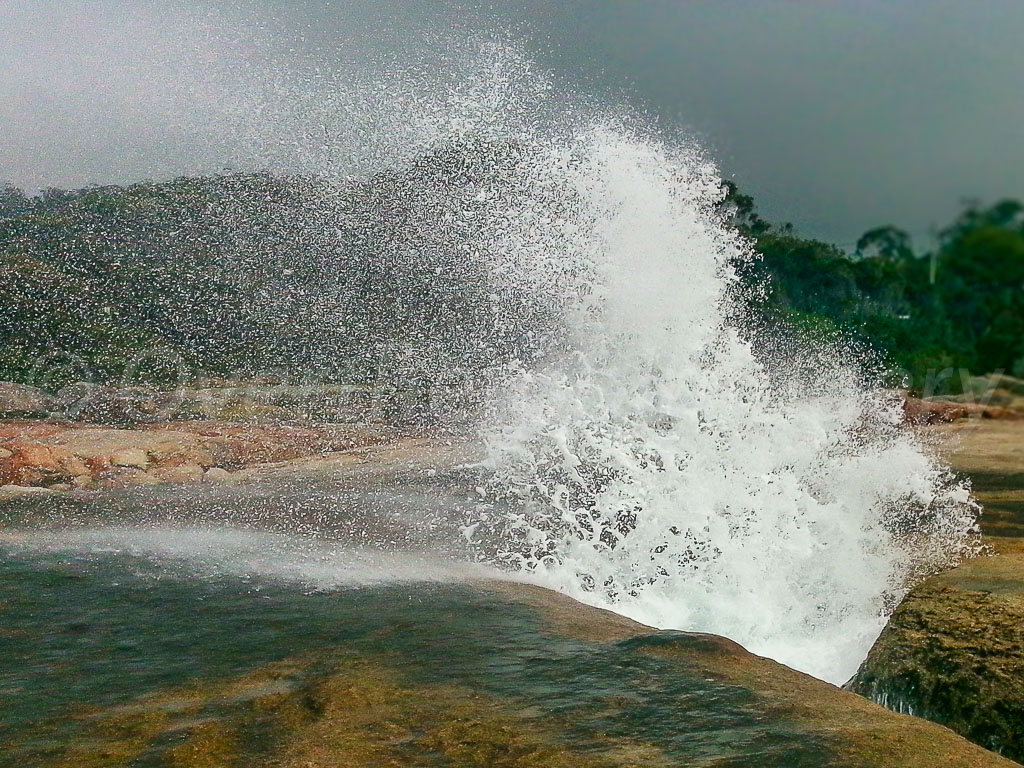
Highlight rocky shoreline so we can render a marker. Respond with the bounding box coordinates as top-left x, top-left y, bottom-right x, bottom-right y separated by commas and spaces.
3, 377, 1022, 502
0, 419, 401, 498
0, 379, 475, 500
5, 380, 1024, 764
849, 419, 1024, 763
